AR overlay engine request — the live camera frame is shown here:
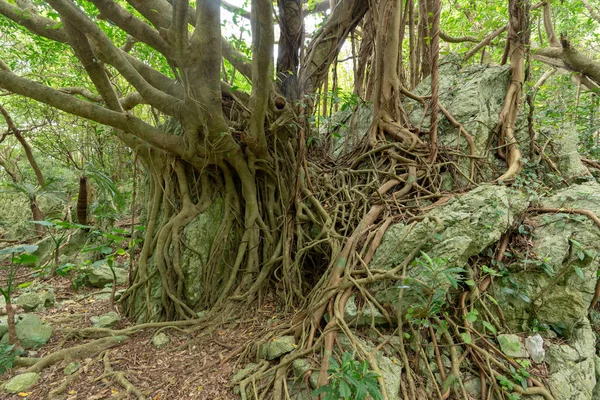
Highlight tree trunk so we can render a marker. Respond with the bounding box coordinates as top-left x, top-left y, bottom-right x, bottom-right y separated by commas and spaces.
77, 176, 89, 226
